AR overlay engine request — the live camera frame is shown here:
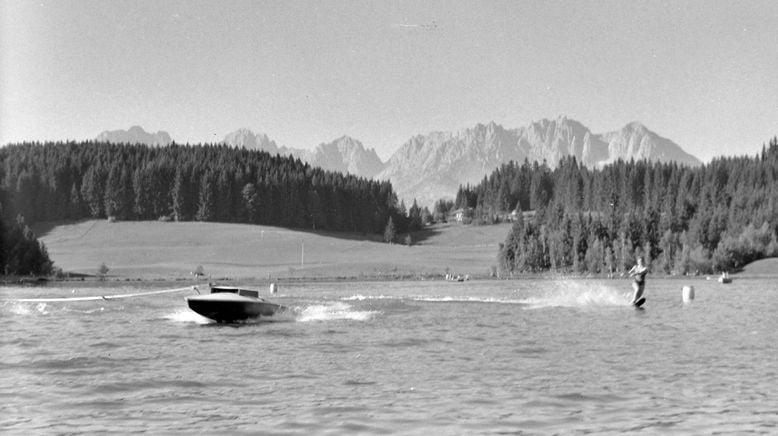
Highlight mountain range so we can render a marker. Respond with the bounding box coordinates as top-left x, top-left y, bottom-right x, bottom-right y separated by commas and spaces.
96, 116, 701, 206
219, 130, 385, 180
